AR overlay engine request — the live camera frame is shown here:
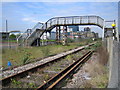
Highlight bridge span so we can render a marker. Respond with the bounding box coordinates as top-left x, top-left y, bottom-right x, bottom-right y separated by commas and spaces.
17, 15, 117, 46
